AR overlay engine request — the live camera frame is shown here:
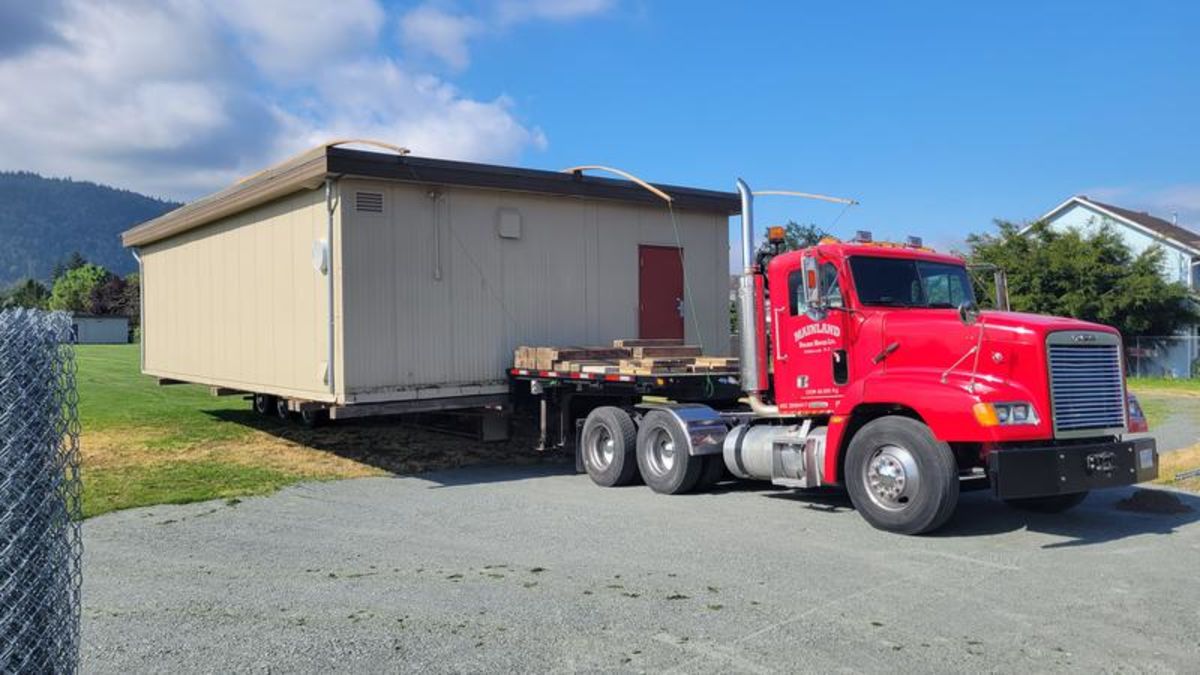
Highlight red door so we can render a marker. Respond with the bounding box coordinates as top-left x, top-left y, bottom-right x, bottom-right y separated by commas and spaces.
638, 245, 685, 340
